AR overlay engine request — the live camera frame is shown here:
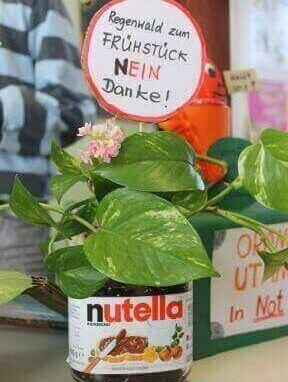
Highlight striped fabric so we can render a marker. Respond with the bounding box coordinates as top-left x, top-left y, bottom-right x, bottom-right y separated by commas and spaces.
0, 0, 96, 199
